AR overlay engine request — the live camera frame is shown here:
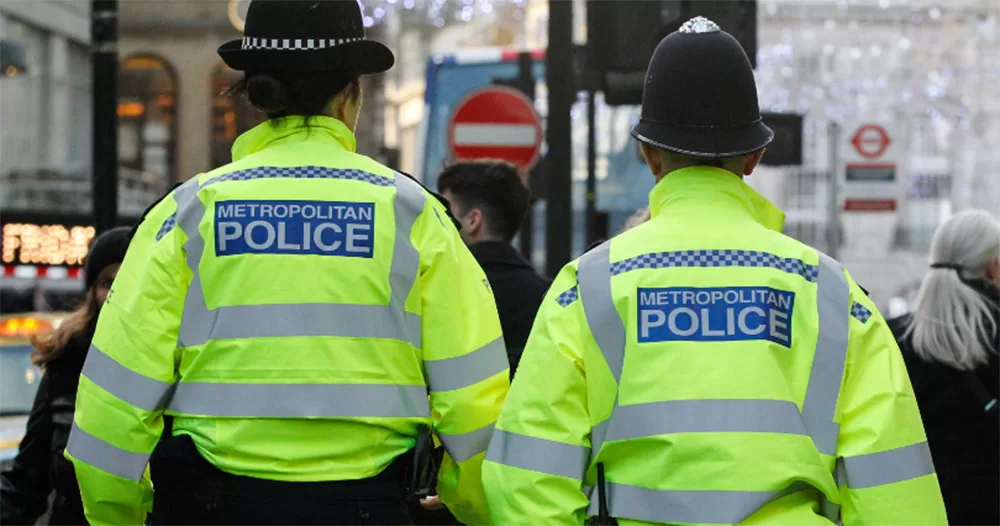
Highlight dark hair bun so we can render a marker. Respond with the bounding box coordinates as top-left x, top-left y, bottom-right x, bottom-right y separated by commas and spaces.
245, 73, 289, 114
